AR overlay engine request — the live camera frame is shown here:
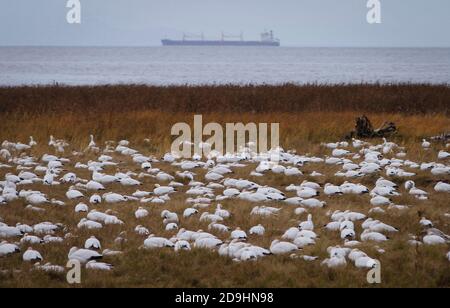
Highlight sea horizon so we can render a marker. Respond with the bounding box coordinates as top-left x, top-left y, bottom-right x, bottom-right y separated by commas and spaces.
1, 46, 449, 86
